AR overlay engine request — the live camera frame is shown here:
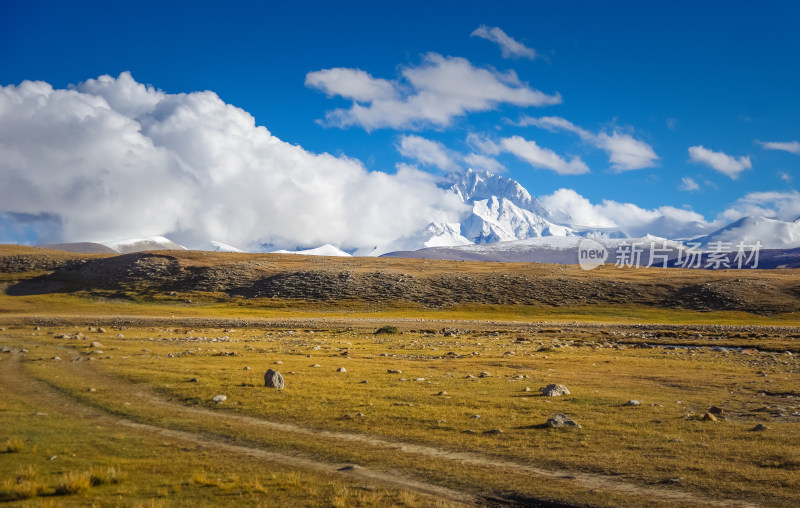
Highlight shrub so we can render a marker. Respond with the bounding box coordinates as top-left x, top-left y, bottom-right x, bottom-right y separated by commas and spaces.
374, 326, 400, 335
